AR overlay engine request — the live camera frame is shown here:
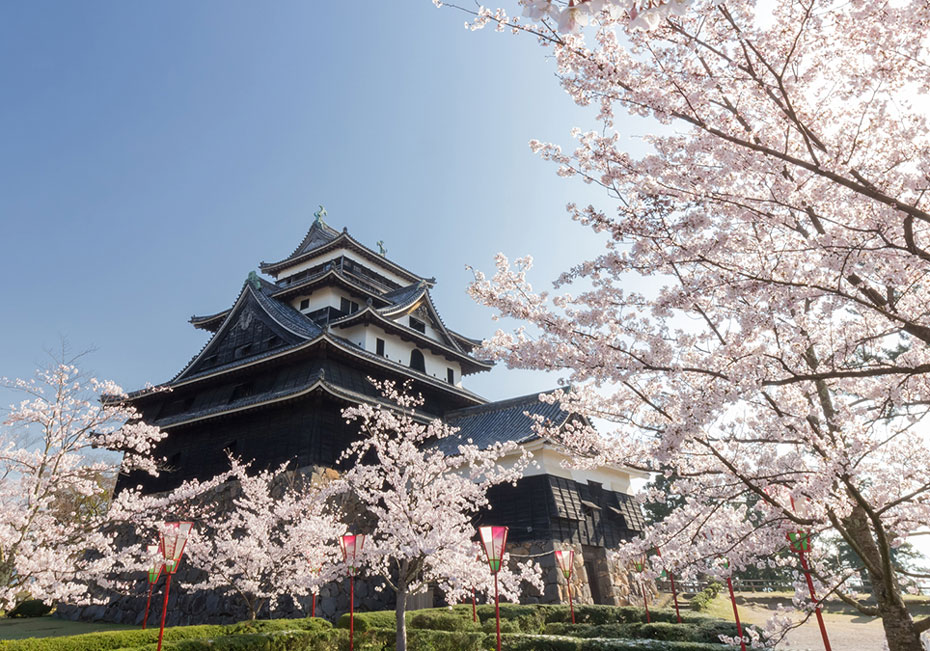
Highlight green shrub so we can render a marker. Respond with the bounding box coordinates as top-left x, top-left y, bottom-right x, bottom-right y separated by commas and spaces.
689, 588, 718, 612
405, 630, 490, 651
226, 619, 332, 634
501, 634, 582, 651
578, 641, 728, 651
8, 600, 53, 618
409, 611, 478, 632
544, 623, 633, 638
0, 625, 228, 651
334, 610, 396, 631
